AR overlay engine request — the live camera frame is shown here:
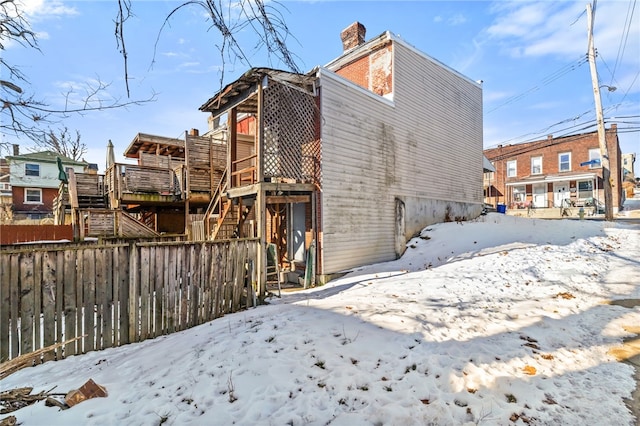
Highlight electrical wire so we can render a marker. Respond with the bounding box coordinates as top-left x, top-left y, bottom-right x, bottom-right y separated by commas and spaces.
610, 0, 637, 85
486, 55, 588, 114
